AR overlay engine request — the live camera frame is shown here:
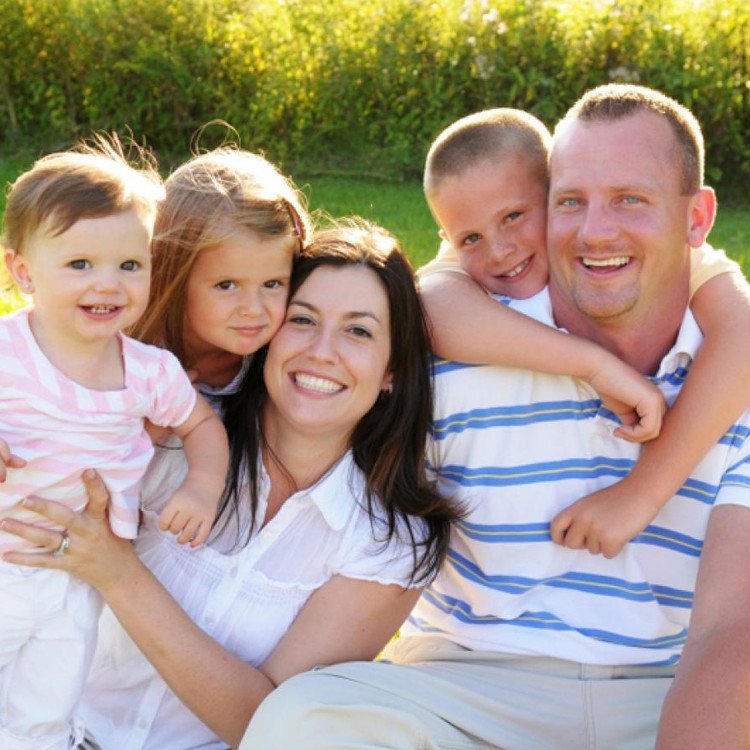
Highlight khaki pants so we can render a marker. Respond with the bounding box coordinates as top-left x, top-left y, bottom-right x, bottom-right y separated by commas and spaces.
241, 636, 676, 750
